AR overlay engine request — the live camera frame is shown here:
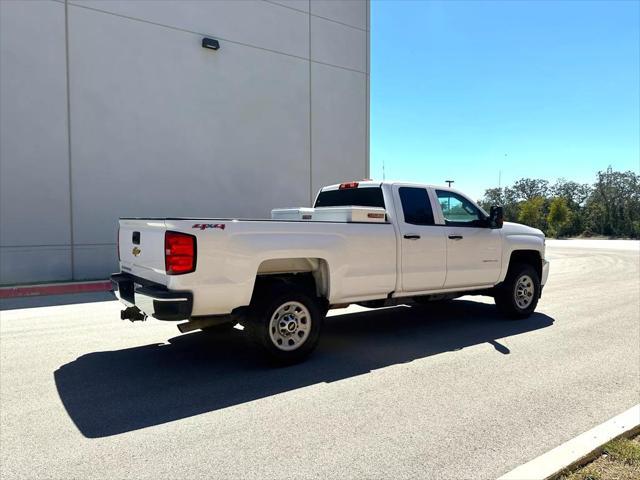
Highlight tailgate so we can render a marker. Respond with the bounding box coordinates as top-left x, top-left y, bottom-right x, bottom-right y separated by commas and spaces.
118, 219, 168, 285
